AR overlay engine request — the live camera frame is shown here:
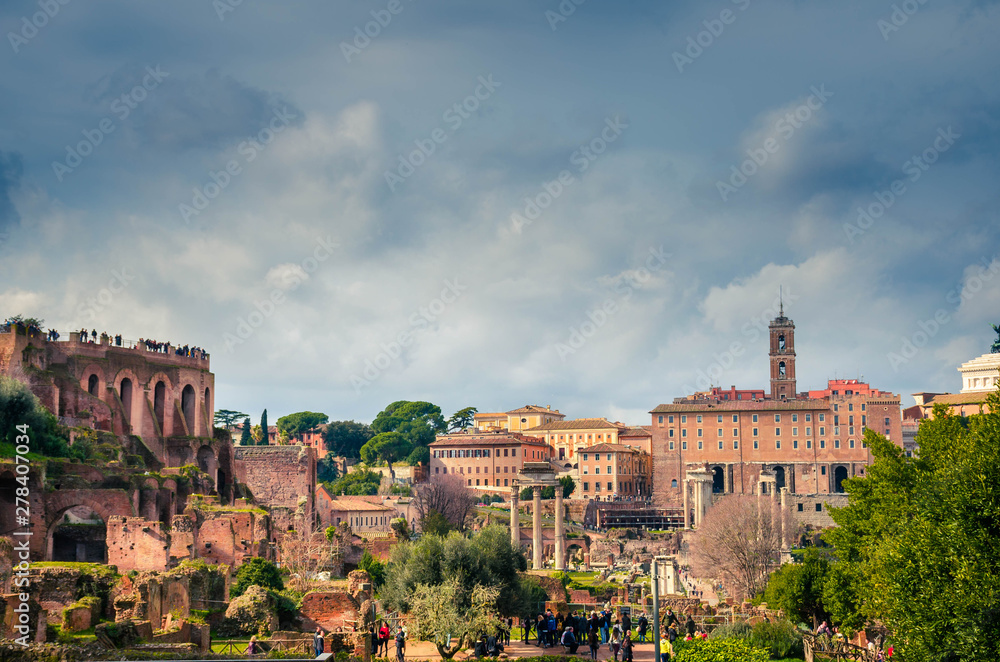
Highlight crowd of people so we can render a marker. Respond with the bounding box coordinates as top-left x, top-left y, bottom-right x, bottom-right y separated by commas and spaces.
57, 327, 208, 359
